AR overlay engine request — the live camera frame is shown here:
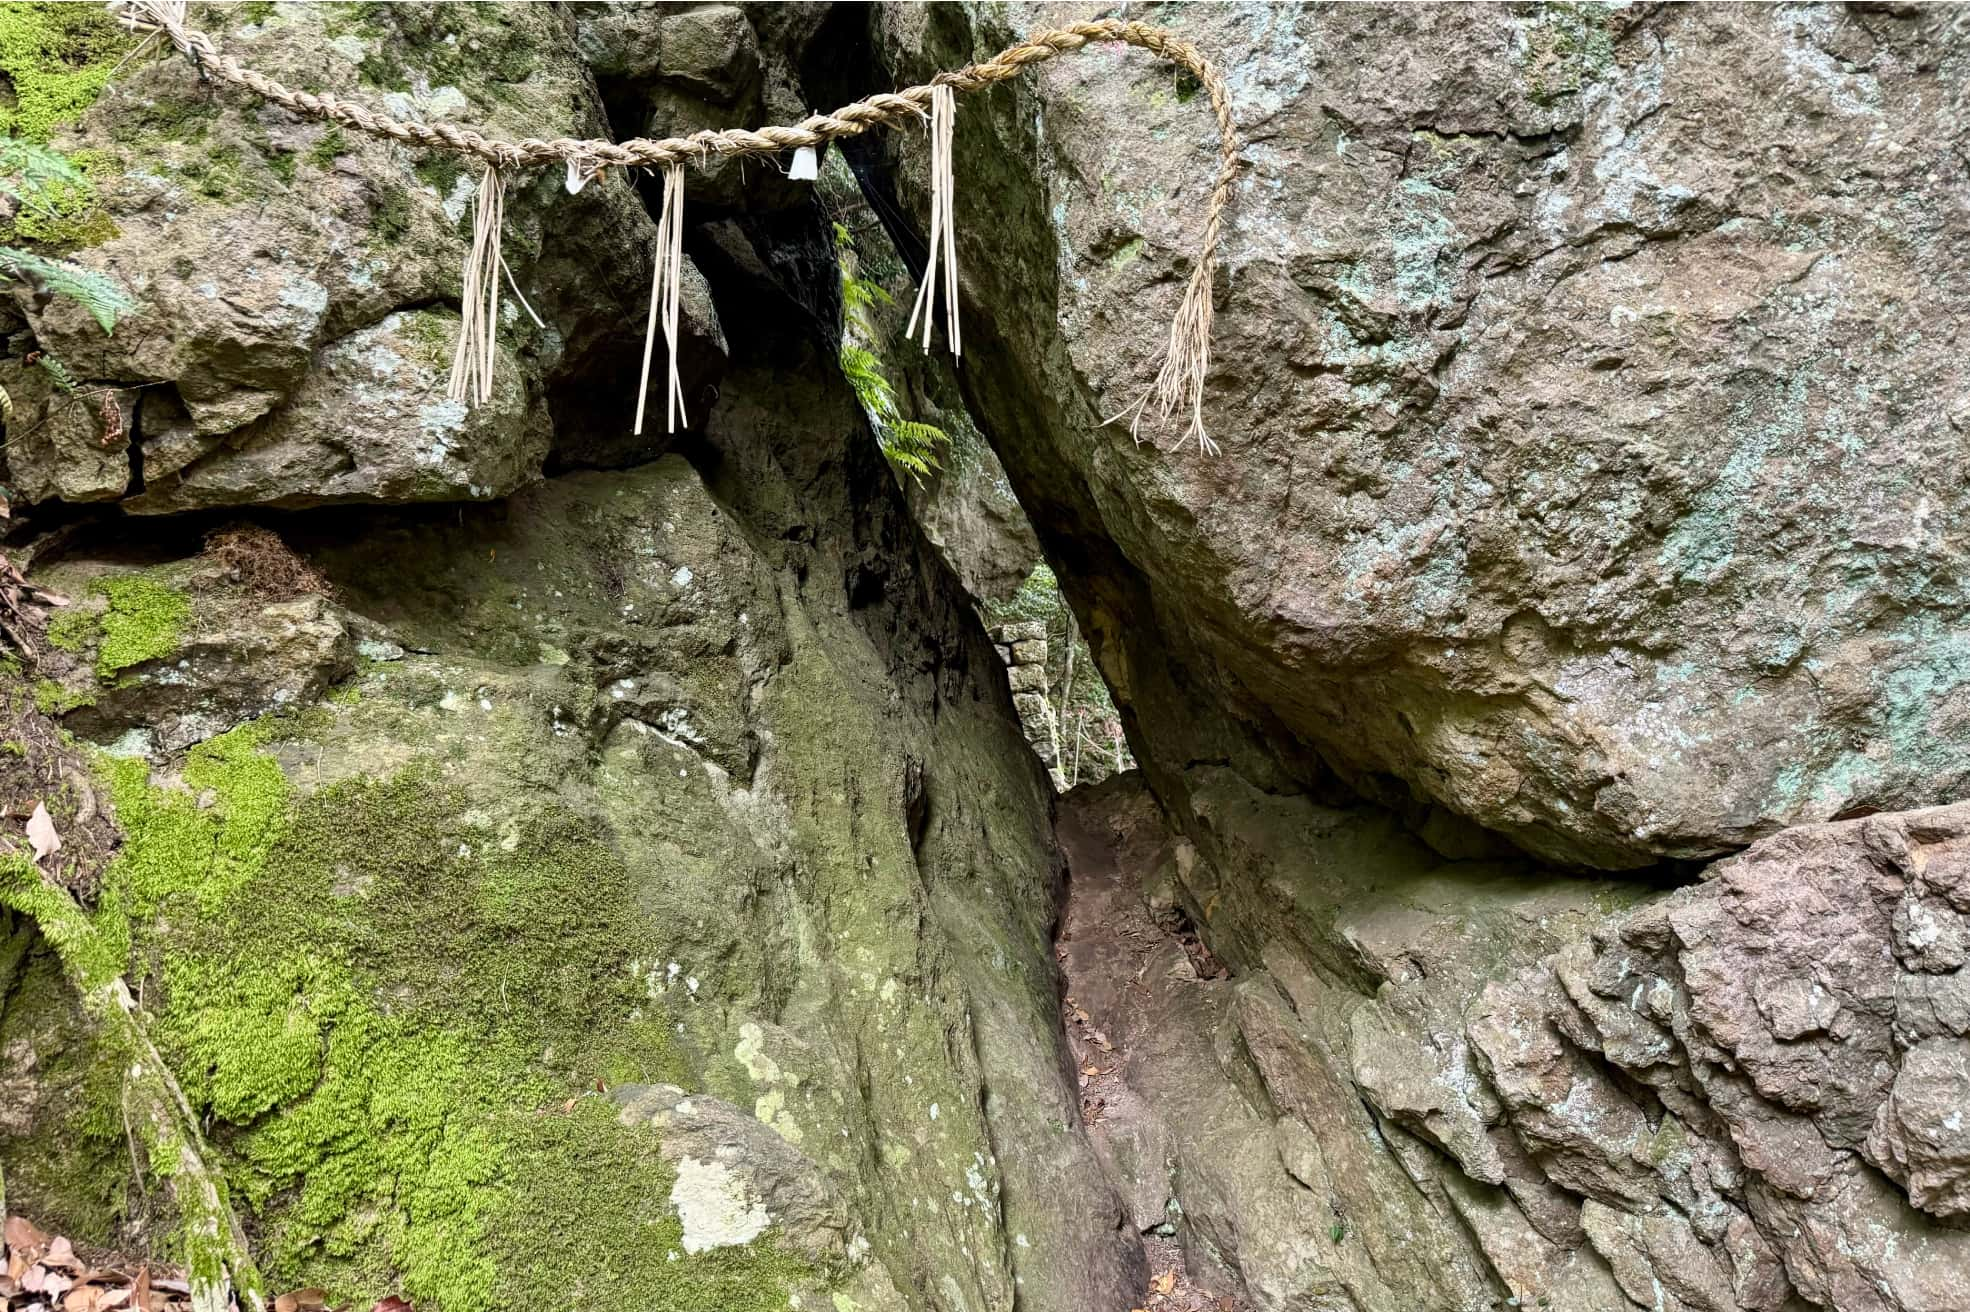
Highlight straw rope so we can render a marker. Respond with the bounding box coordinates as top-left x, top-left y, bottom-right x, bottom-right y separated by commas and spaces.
110, 2, 1241, 450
